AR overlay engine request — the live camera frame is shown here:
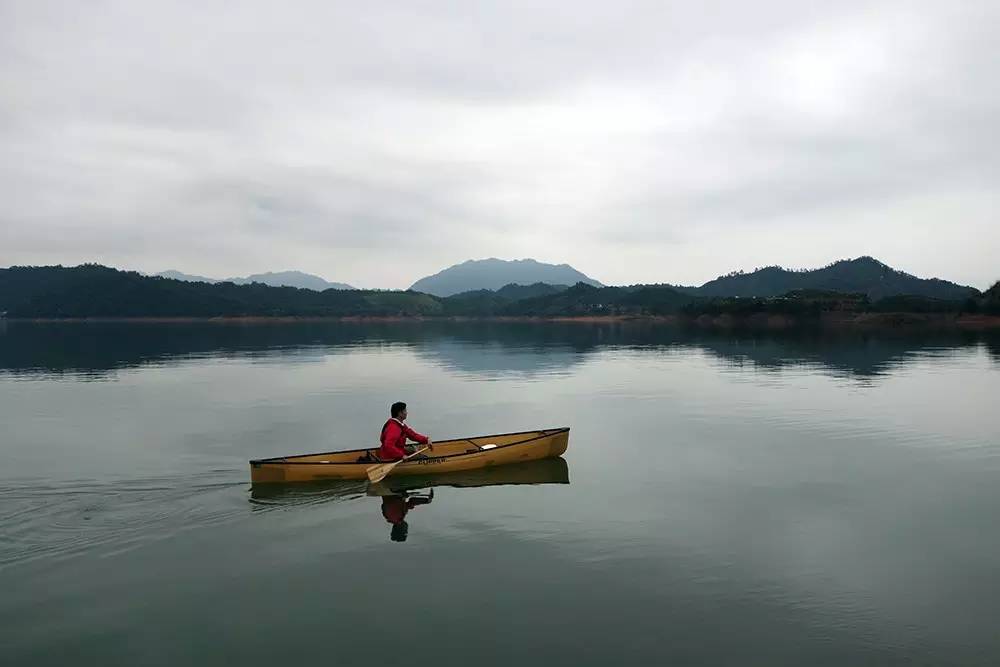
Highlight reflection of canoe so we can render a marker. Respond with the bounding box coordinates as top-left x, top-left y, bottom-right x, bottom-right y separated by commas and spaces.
249, 427, 570, 484
250, 457, 570, 503
366, 456, 569, 496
